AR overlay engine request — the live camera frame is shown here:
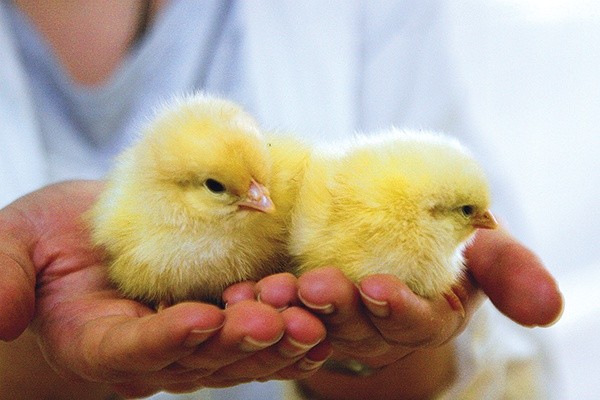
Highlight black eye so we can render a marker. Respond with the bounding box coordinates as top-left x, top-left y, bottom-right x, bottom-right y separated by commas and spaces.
460, 205, 475, 217
204, 179, 226, 193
